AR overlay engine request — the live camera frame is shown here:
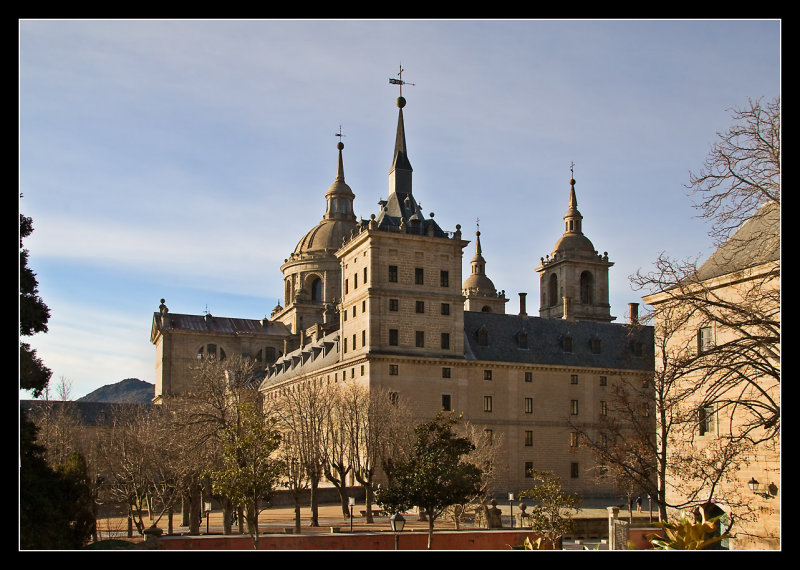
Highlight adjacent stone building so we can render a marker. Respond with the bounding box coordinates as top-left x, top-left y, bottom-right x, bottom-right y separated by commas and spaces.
151, 93, 654, 498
